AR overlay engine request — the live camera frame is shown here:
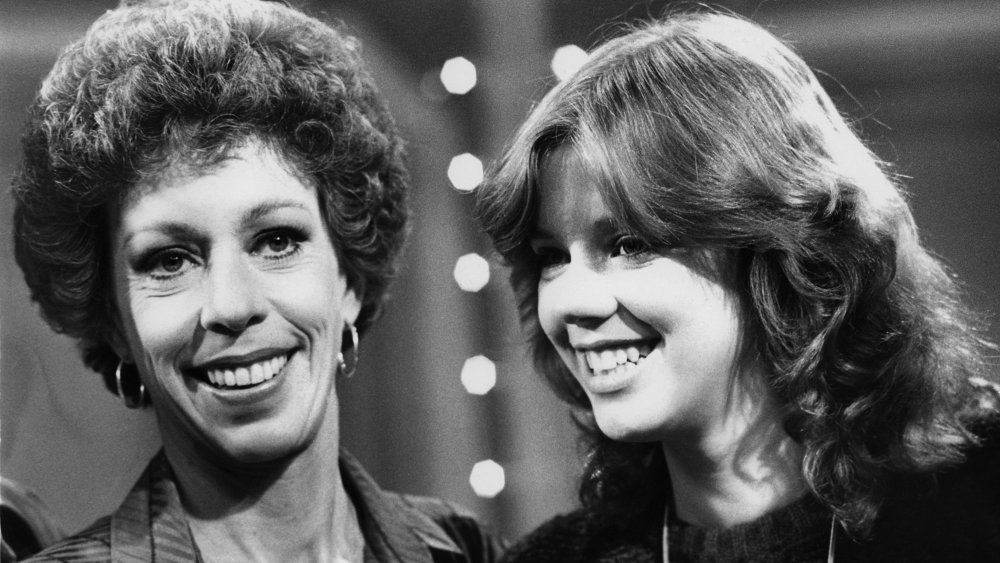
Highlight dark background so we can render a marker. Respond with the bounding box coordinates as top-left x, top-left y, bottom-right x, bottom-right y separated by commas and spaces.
2, 0, 998, 543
